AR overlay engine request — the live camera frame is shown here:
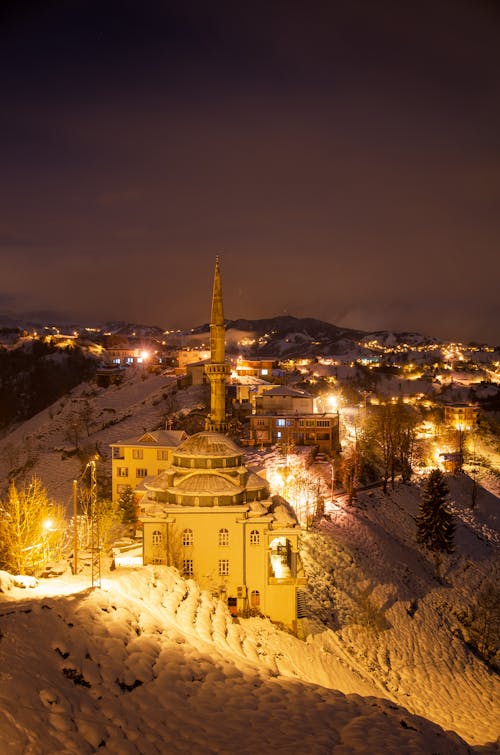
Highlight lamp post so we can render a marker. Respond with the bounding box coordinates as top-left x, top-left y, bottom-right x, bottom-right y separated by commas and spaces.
89, 459, 101, 588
